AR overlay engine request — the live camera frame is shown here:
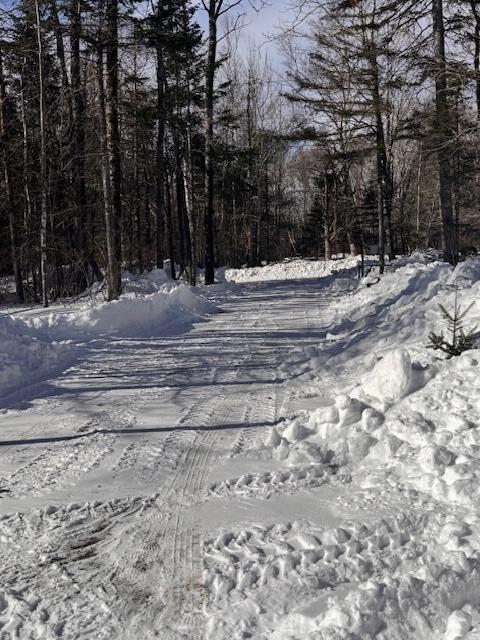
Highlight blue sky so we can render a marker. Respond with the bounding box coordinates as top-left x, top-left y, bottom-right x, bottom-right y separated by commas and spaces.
196, 1, 291, 68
